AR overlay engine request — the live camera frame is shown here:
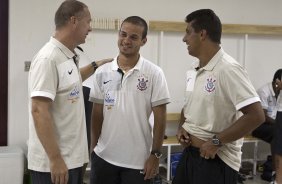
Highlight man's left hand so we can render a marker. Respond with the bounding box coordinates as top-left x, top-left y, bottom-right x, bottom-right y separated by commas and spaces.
199, 140, 220, 159
143, 155, 159, 180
